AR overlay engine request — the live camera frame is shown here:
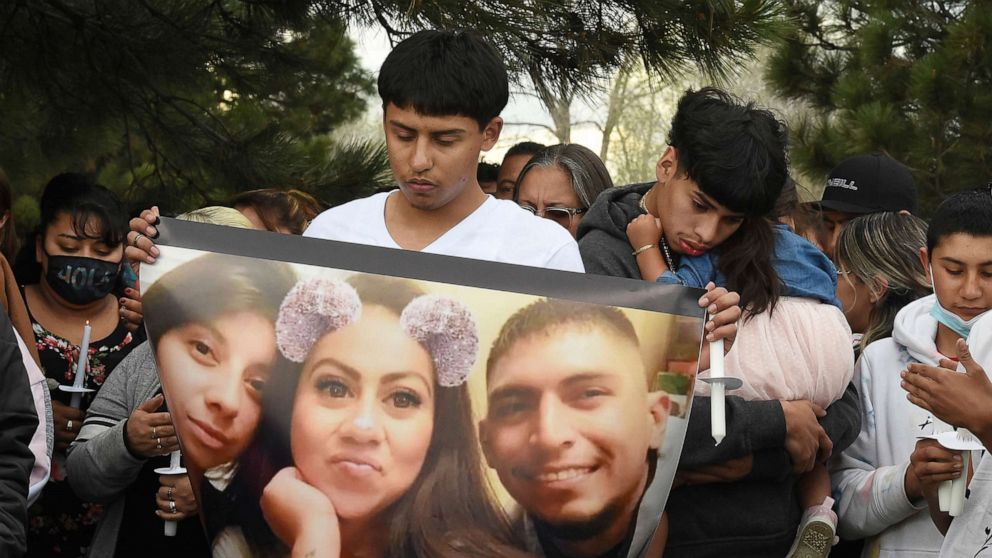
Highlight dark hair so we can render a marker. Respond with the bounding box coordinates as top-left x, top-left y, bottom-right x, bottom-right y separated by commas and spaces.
477, 161, 500, 183
377, 30, 509, 130
513, 143, 615, 208
668, 87, 789, 317
14, 173, 128, 284
39, 173, 128, 246
230, 188, 317, 235
505, 141, 546, 160
0, 168, 18, 264
261, 275, 526, 557
486, 299, 645, 385
926, 186, 992, 258
774, 178, 826, 247
143, 253, 297, 346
